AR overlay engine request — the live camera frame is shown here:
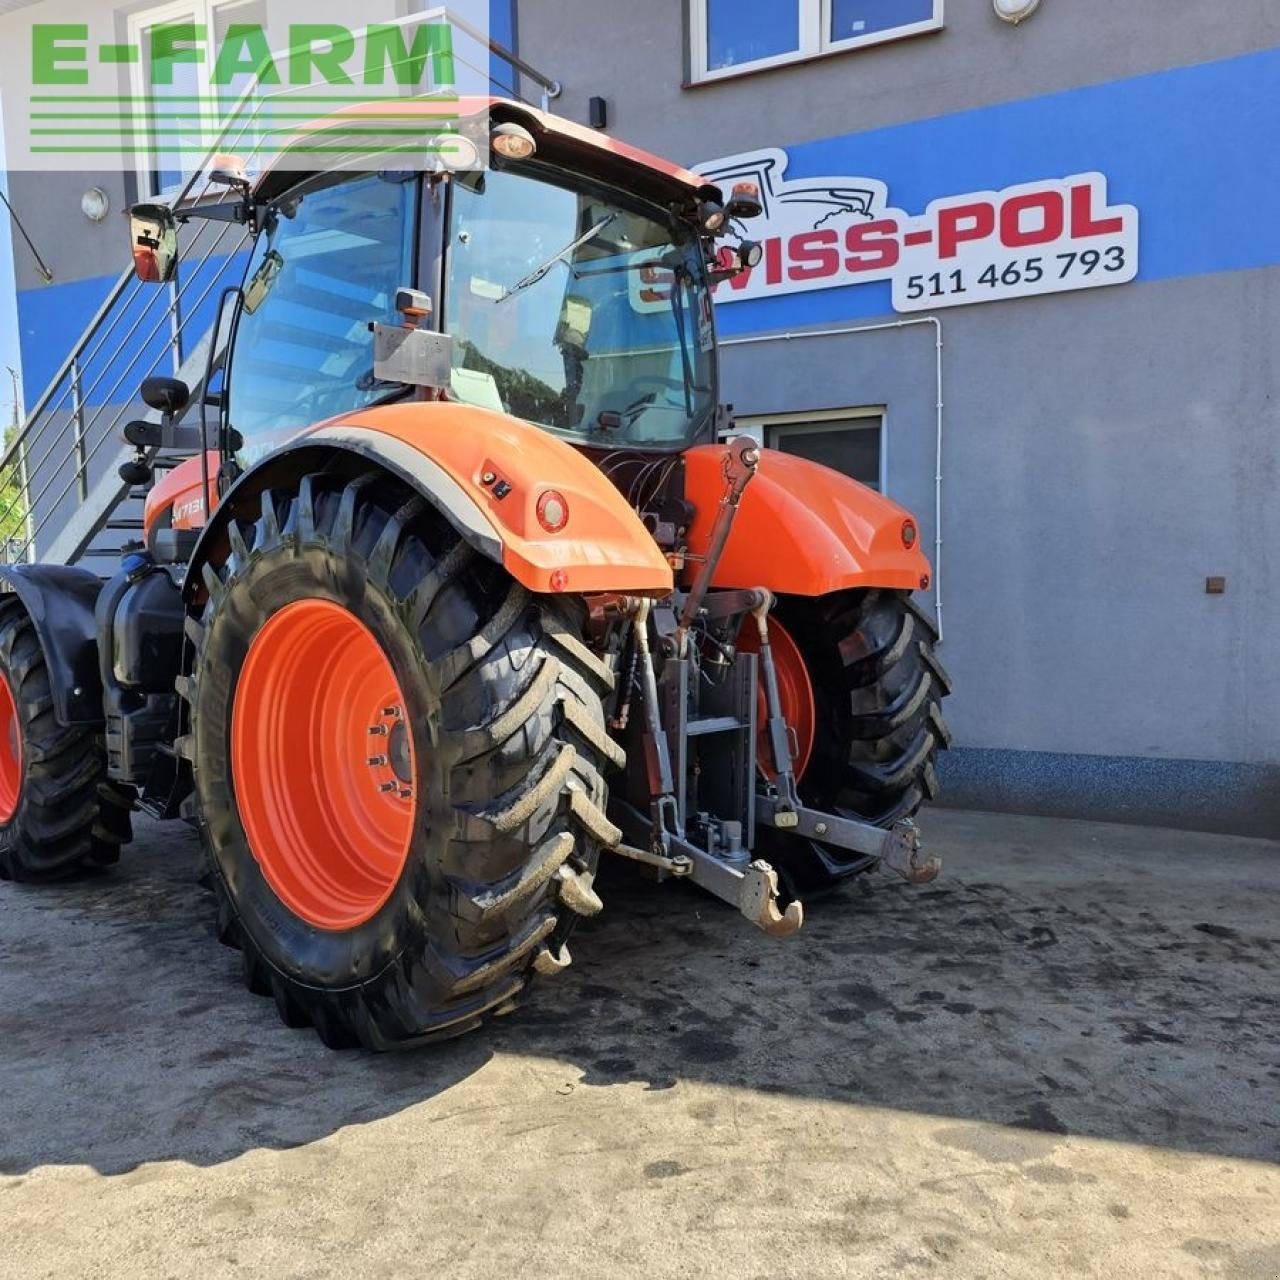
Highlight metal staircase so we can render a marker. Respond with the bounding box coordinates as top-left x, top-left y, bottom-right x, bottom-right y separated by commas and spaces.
39, 329, 218, 569
0, 218, 246, 571
0, 9, 562, 575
